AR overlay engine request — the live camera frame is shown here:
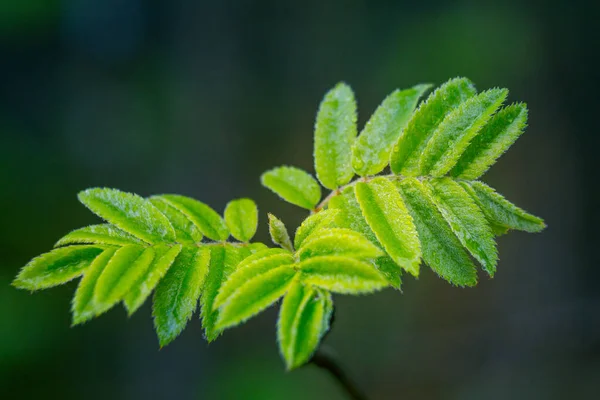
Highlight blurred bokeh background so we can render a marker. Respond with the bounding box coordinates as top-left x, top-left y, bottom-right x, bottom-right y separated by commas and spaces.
1, 0, 597, 399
